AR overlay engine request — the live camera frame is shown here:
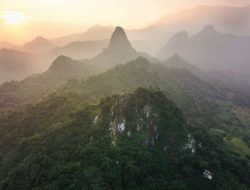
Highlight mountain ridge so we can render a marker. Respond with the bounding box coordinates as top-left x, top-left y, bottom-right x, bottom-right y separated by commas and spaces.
0, 86, 249, 189
158, 25, 250, 74
21, 36, 54, 53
